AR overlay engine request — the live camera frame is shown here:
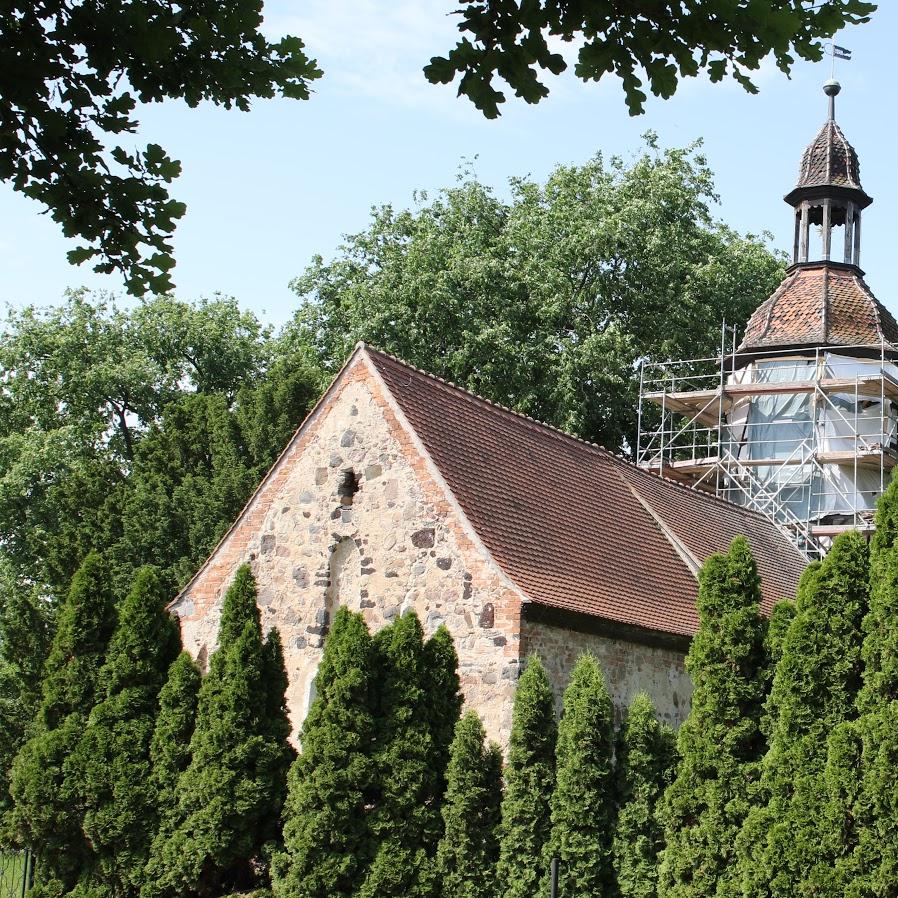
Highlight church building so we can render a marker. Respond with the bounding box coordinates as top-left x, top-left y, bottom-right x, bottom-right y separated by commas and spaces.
171, 83, 890, 744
